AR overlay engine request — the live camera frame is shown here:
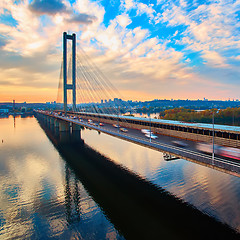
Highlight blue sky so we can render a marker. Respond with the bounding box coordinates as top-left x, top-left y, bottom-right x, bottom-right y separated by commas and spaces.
0, 0, 239, 102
